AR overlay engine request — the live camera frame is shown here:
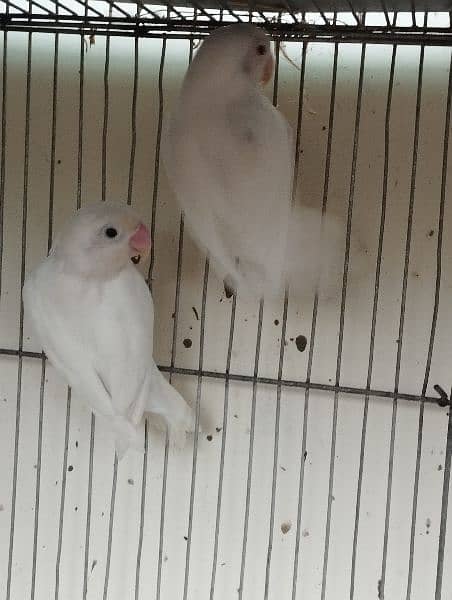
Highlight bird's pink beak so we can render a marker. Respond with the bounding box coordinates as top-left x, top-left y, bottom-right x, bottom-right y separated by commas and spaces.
129, 223, 151, 255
